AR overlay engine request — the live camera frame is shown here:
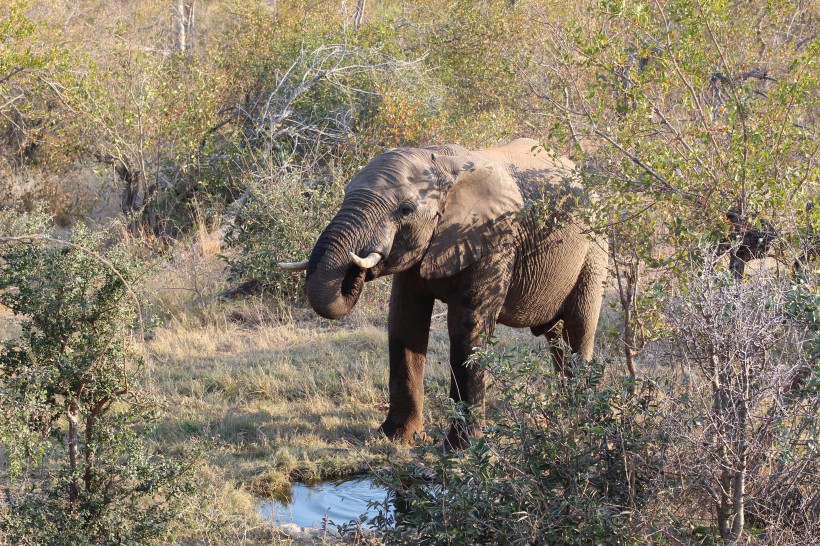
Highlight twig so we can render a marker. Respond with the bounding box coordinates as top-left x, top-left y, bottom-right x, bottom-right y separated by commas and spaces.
0, 67, 25, 85
0, 93, 24, 112
582, 200, 658, 234
590, 128, 679, 194
652, 105, 720, 188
